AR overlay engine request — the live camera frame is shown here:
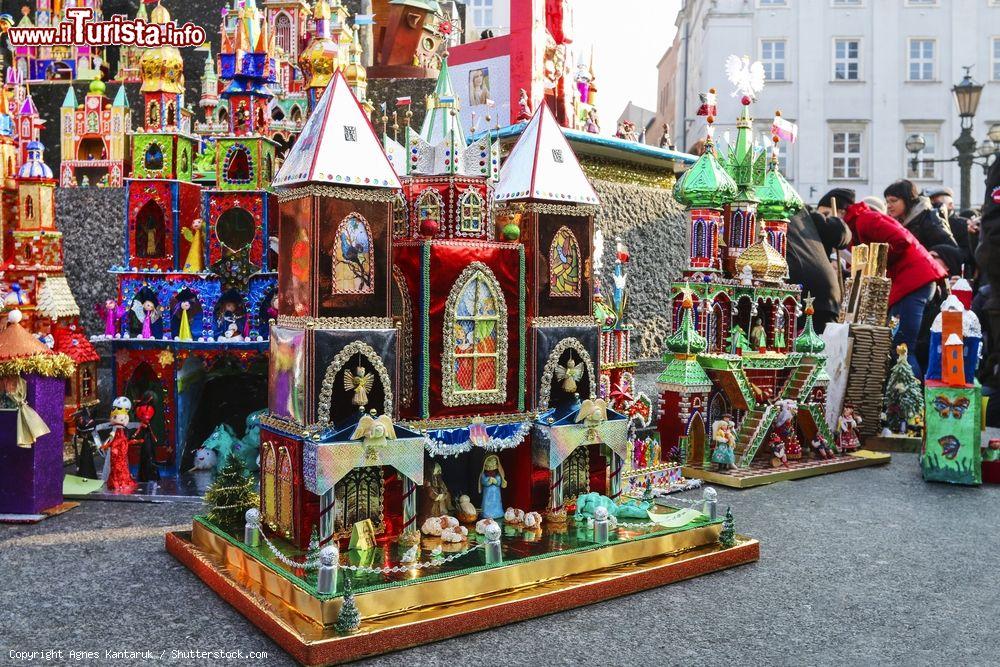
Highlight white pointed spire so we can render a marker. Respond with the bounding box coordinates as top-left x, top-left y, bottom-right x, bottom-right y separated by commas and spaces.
274, 71, 402, 189
494, 104, 599, 205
